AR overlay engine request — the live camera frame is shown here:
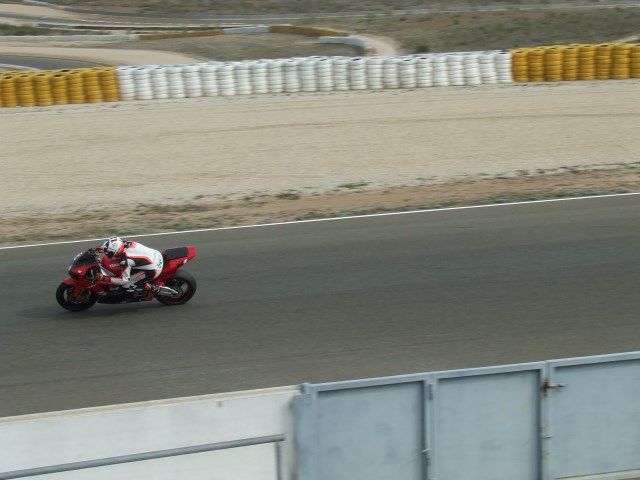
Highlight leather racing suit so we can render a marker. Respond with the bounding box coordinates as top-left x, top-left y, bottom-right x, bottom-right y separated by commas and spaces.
100, 241, 164, 291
